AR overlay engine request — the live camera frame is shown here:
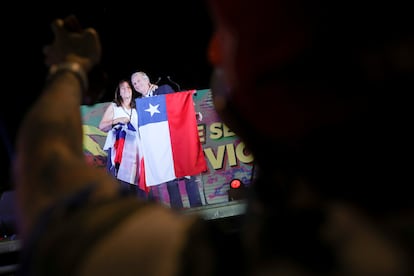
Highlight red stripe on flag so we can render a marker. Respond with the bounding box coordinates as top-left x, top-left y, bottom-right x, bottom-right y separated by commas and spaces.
138, 157, 150, 193
165, 90, 207, 177
114, 135, 125, 166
